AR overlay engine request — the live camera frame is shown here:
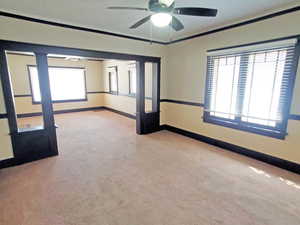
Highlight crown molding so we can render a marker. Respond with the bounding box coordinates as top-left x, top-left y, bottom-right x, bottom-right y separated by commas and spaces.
0, 6, 300, 45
